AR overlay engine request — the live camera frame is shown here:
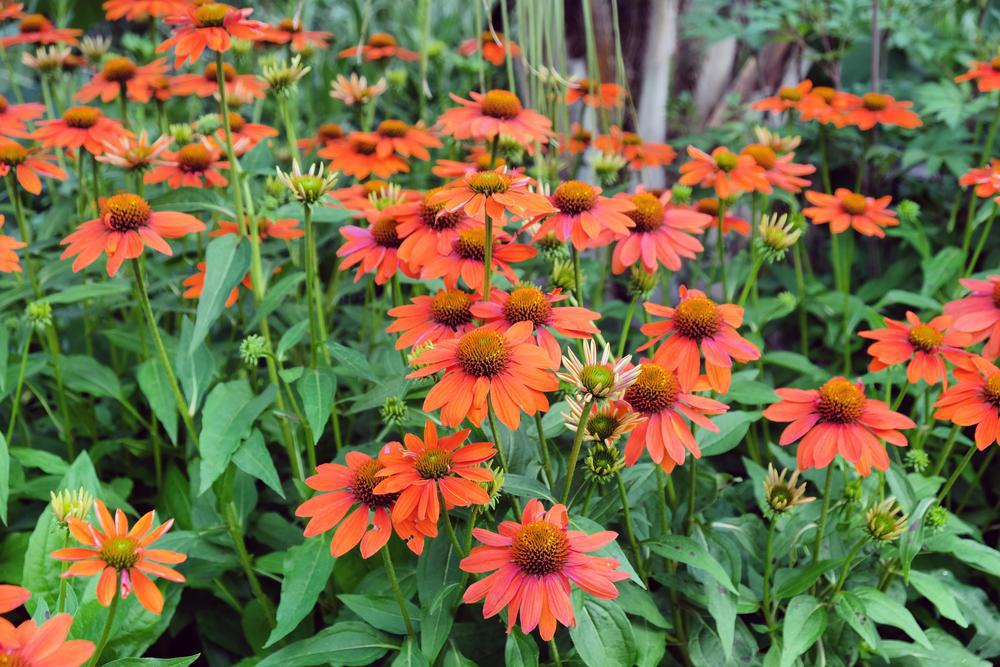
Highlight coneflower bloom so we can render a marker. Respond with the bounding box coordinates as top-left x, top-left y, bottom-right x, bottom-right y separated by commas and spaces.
558, 339, 641, 402
407, 321, 559, 430
170, 62, 267, 100
460, 498, 627, 641
639, 286, 760, 394
438, 89, 553, 148
459, 31, 521, 65
375, 420, 494, 525
32, 106, 130, 156
798, 85, 848, 126
300, 122, 345, 153
0, 613, 94, 667
337, 213, 414, 285
211, 216, 302, 240
96, 131, 172, 173
679, 145, 769, 198
75, 56, 168, 104
102, 0, 191, 21
428, 167, 555, 223
0, 95, 44, 139
214, 112, 277, 154
530, 180, 635, 251
859, 312, 971, 386
837, 92, 922, 131
145, 139, 230, 188
934, 356, 1000, 449
593, 126, 676, 169
0, 215, 25, 273
158, 3, 265, 67
955, 56, 1000, 92
60, 193, 205, 276
328, 179, 409, 216
763, 377, 915, 476
51, 500, 186, 614
692, 197, 748, 235
944, 275, 1000, 358
802, 189, 897, 237
752, 80, 813, 114
420, 227, 536, 292
566, 78, 625, 108
262, 17, 333, 51
0, 13, 80, 47
370, 120, 441, 160
328, 73, 387, 106
320, 132, 409, 179
393, 188, 479, 269
472, 285, 601, 365
387, 288, 479, 349
611, 189, 710, 274
0, 3, 23, 22
295, 451, 434, 558
564, 122, 592, 154
740, 143, 815, 194
959, 160, 1000, 199
753, 126, 802, 154
0, 140, 67, 195
432, 150, 503, 178
183, 261, 252, 308
338, 32, 418, 61
564, 398, 644, 445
